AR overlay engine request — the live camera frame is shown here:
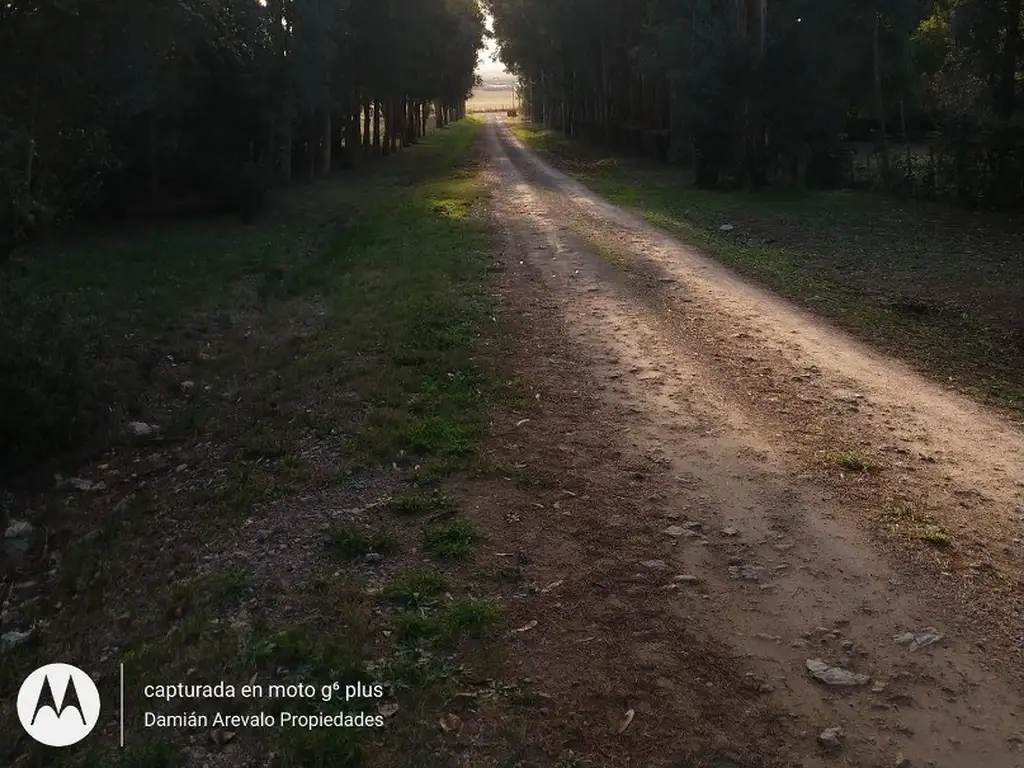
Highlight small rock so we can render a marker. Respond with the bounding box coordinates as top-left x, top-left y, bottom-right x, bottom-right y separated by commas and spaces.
641, 559, 668, 570
1, 628, 34, 653
818, 726, 844, 750
4, 520, 33, 539
663, 526, 689, 537
871, 681, 888, 694
181, 380, 196, 391
364, 552, 383, 563
719, 224, 735, 232
128, 421, 159, 438
895, 757, 912, 768
806, 658, 870, 687
729, 564, 764, 582
841, 640, 855, 651
673, 574, 700, 584
68, 477, 97, 491
721, 527, 739, 537
894, 627, 944, 652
